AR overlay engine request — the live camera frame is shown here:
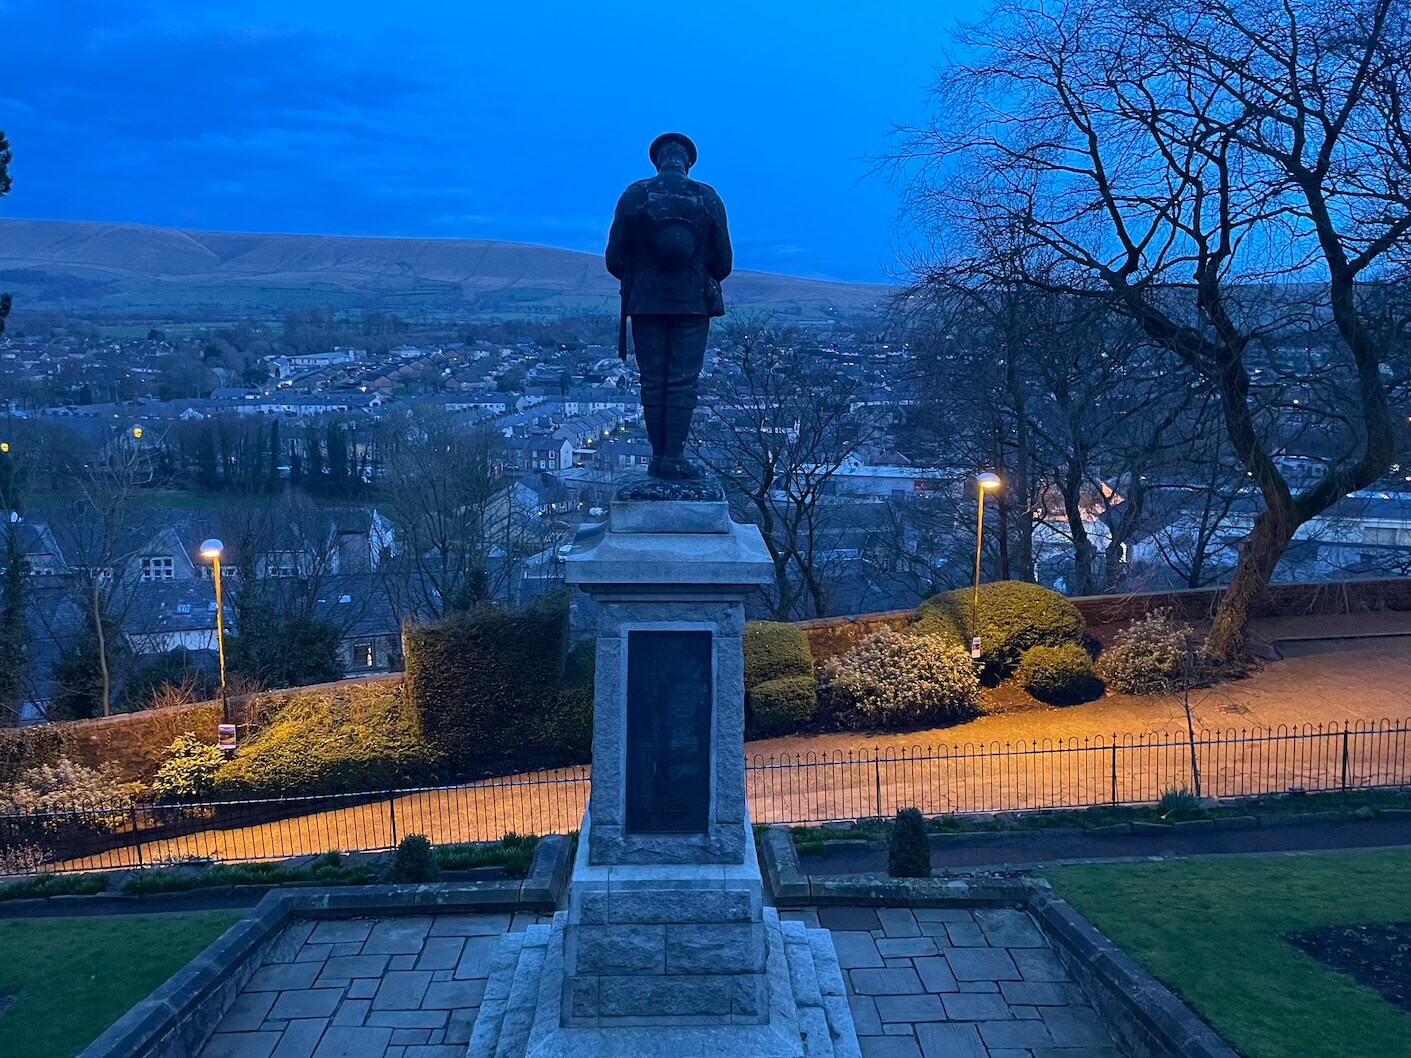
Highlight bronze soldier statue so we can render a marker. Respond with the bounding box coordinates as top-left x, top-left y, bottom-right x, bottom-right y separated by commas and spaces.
606, 133, 732, 480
